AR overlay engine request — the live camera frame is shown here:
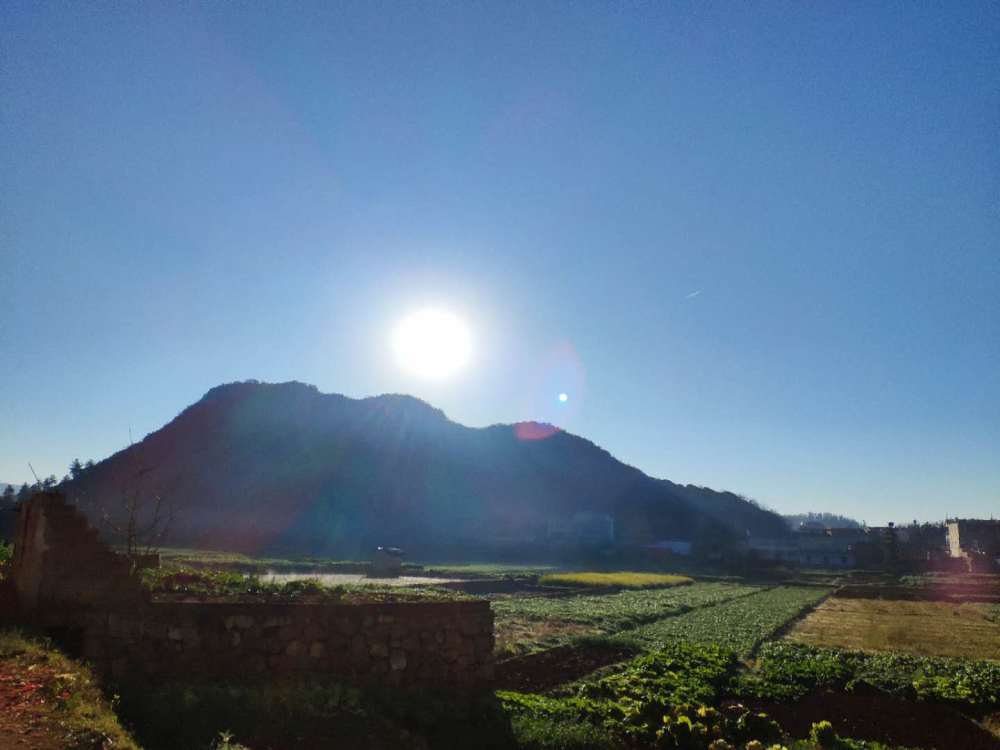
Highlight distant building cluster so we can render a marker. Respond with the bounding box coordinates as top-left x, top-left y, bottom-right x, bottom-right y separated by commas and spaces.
746, 518, 1000, 571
